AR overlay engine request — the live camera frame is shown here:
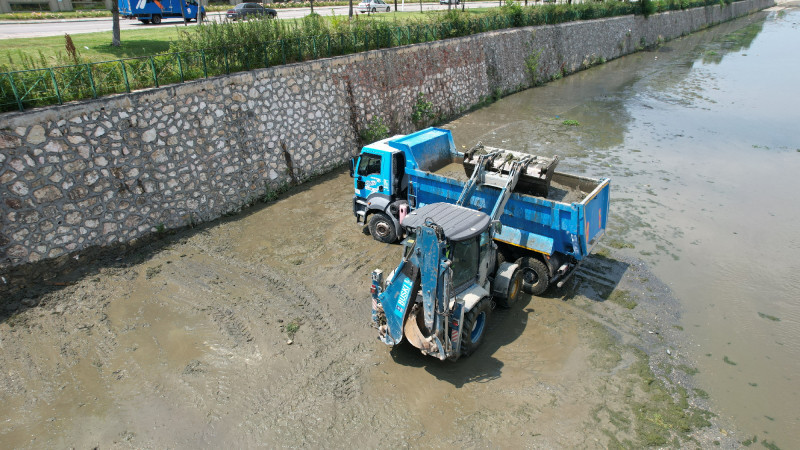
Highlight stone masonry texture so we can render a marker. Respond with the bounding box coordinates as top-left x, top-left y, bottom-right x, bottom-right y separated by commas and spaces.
0, 0, 773, 274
